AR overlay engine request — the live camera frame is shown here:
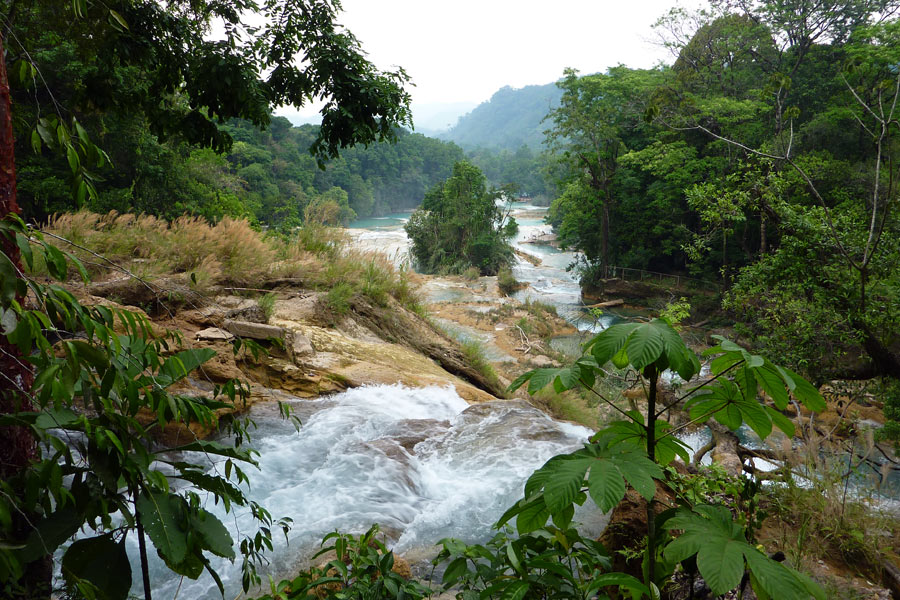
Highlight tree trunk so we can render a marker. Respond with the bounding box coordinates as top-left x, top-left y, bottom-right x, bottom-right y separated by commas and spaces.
645, 368, 658, 590
853, 317, 900, 379
759, 209, 767, 255
601, 194, 610, 279
0, 35, 48, 599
